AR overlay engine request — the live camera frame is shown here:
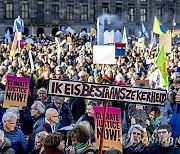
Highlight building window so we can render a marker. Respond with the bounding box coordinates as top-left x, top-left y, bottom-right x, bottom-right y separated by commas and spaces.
52, 5, 59, 19
157, 8, 162, 20
5, 3, 13, 18
141, 8, 147, 22
168, 0, 174, 2
141, 0, 147, 1
169, 8, 174, 21
37, 4, 44, 20
21, 4, 29, 19
102, 7, 109, 13
102, 2, 109, 13
81, 5, 88, 20
156, 0, 161, 1
67, 5, 73, 20
115, 7, 122, 18
128, 8, 135, 22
